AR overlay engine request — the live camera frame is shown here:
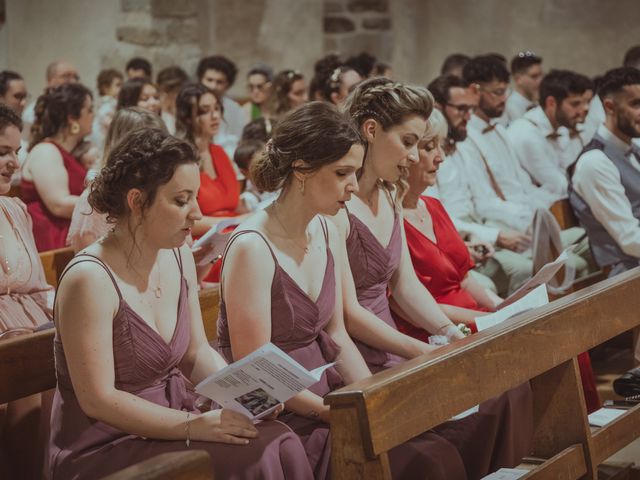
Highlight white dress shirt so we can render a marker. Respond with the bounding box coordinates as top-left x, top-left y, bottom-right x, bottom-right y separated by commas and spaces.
504, 90, 536, 125
581, 95, 605, 144
462, 114, 556, 232
573, 124, 640, 259
436, 144, 501, 244
508, 106, 584, 197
